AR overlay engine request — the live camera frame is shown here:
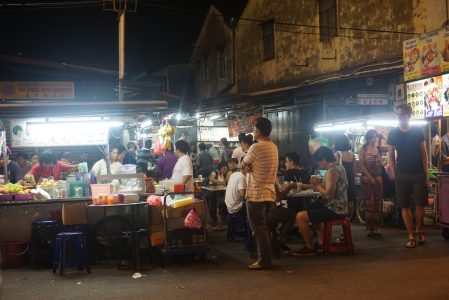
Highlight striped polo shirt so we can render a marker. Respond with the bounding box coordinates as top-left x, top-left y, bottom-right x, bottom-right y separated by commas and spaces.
243, 140, 279, 202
